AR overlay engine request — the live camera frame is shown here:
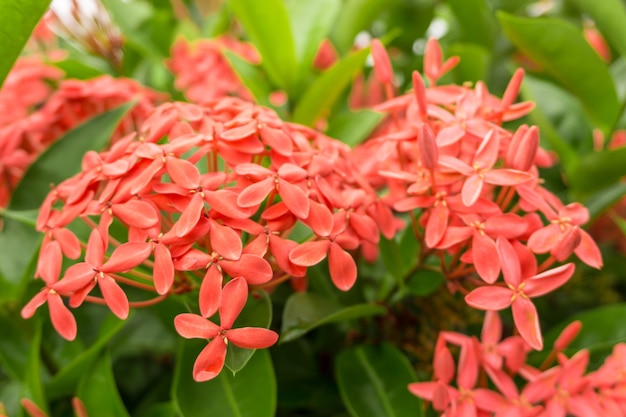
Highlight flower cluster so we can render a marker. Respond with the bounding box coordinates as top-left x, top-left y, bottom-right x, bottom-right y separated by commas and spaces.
0, 57, 162, 207
23, 96, 394, 381
410, 312, 626, 416
357, 38, 602, 351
